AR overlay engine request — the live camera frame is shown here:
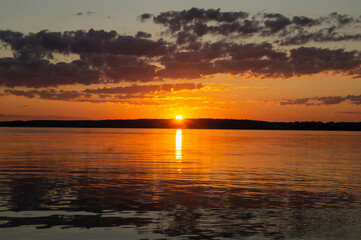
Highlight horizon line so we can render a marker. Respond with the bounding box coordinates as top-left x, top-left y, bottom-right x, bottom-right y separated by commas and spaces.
1, 118, 360, 124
